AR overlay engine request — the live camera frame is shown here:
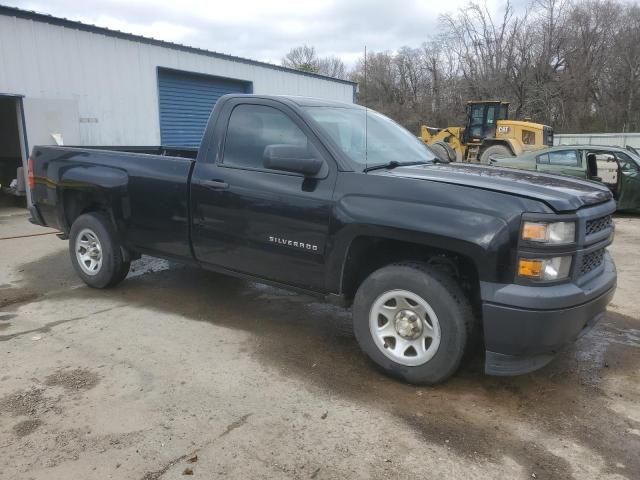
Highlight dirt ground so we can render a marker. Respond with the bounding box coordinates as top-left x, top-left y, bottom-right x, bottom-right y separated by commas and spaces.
0, 206, 638, 480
